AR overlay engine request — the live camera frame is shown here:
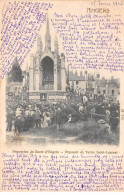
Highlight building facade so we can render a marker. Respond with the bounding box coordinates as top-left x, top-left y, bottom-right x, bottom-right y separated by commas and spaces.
69, 71, 120, 100
29, 17, 66, 101
69, 71, 96, 95
97, 77, 120, 98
